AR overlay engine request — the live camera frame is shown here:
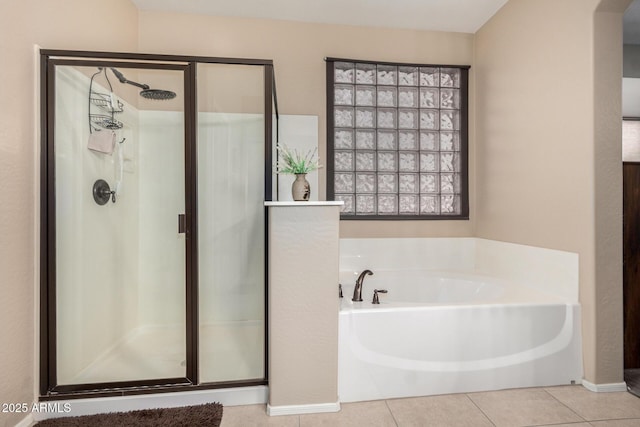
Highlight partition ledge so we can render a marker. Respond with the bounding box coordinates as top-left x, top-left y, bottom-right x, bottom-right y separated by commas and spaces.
264, 201, 344, 207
